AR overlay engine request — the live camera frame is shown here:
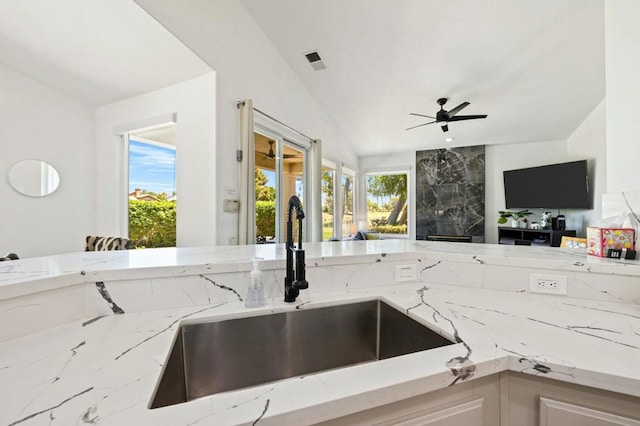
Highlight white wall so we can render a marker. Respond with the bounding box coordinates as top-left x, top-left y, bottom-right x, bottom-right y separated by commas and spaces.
486, 115, 608, 244
134, 0, 359, 245
0, 64, 95, 257
95, 74, 217, 247
484, 140, 569, 243
566, 99, 606, 228
489, 99, 607, 242
605, 0, 640, 193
